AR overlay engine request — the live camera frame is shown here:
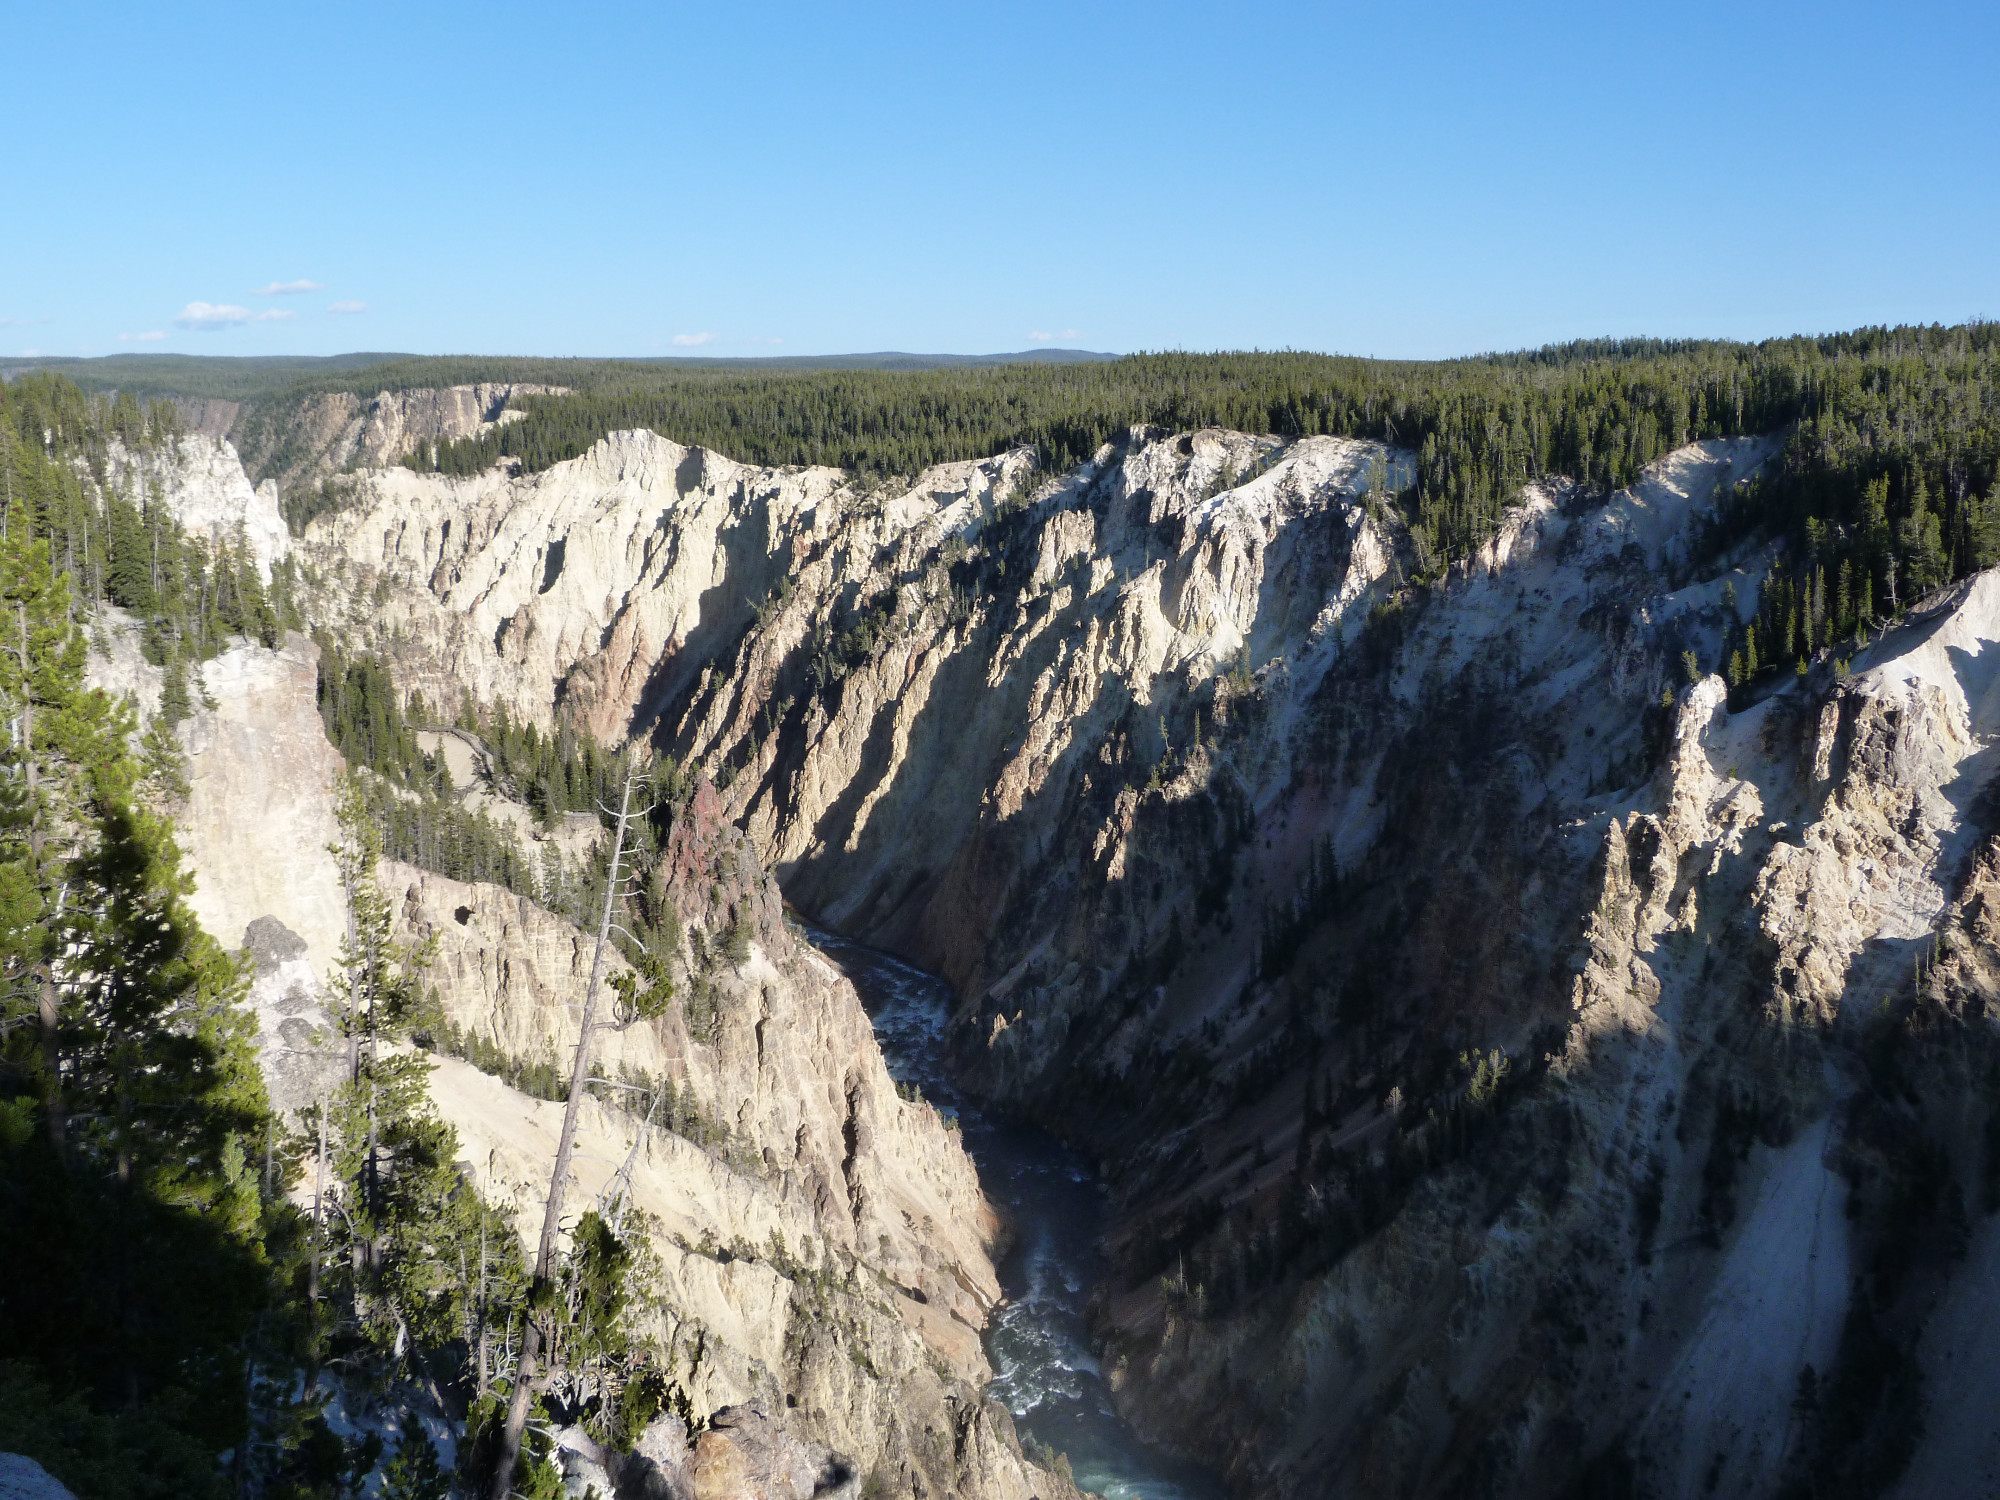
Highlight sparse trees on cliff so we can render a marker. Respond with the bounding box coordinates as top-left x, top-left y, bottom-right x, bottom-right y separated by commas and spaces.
311, 779, 525, 1400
